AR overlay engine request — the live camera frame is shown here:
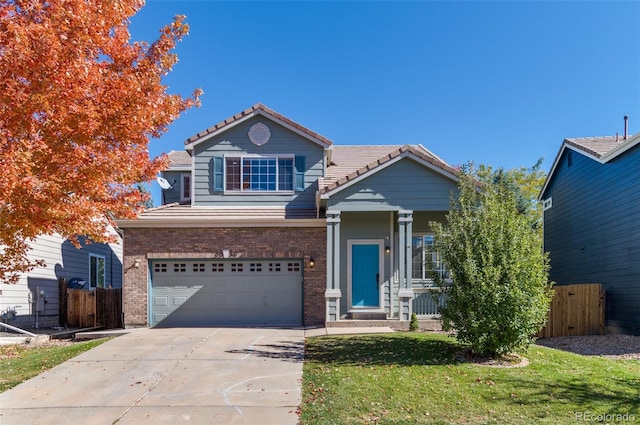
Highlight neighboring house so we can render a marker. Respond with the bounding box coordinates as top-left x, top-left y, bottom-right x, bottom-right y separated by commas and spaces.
0, 231, 123, 328
117, 104, 461, 328
539, 131, 640, 335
